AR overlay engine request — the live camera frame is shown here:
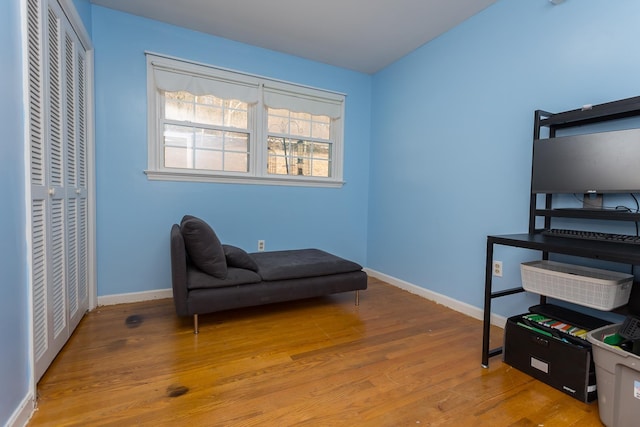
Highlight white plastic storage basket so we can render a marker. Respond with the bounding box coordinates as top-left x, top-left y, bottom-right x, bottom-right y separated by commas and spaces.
520, 260, 633, 311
